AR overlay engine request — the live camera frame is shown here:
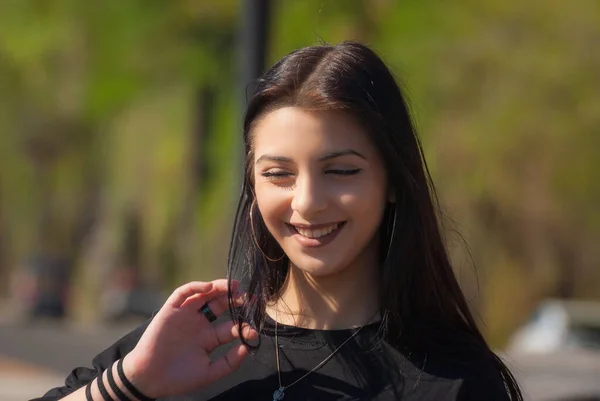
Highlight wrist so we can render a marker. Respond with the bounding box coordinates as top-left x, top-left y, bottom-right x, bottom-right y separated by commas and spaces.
121, 353, 158, 400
